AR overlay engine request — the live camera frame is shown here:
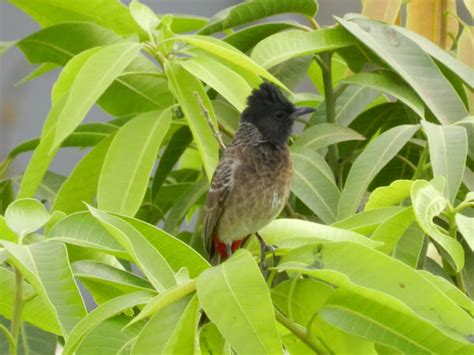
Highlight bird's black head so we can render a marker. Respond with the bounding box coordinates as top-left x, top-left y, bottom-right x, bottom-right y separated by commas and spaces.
241, 82, 314, 145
